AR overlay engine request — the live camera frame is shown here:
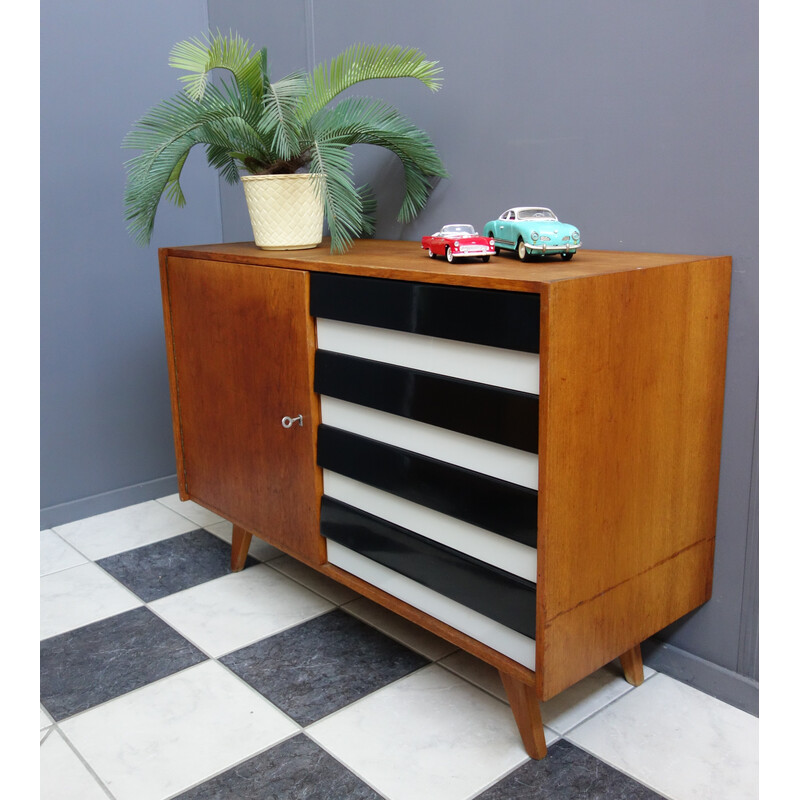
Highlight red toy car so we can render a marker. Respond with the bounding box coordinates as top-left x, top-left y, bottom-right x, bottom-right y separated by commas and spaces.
421, 224, 495, 263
